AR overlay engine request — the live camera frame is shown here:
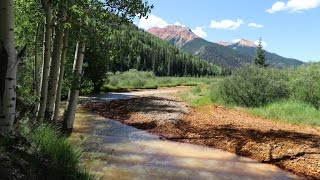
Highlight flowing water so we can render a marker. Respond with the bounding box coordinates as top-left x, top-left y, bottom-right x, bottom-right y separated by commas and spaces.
71, 88, 303, 180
